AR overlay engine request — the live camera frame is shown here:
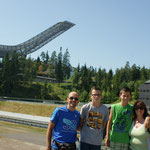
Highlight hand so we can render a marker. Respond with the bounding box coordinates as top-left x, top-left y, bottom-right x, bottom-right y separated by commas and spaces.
105, 137, 110, 147
144, 116, 150, 129
46, 146, 51, 150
